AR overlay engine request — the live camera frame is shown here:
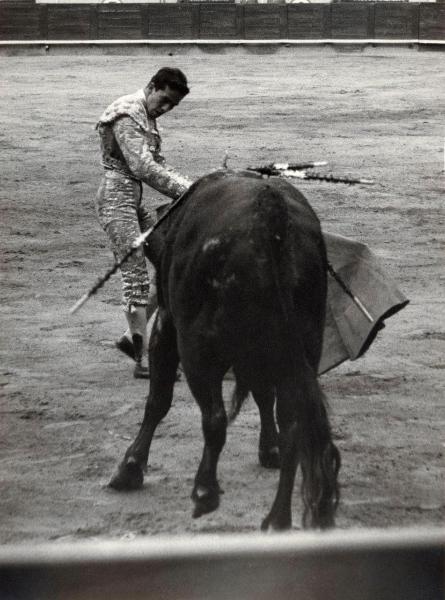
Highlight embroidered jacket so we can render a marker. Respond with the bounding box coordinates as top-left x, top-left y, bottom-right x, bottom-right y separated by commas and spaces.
96, 89, 192, 200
